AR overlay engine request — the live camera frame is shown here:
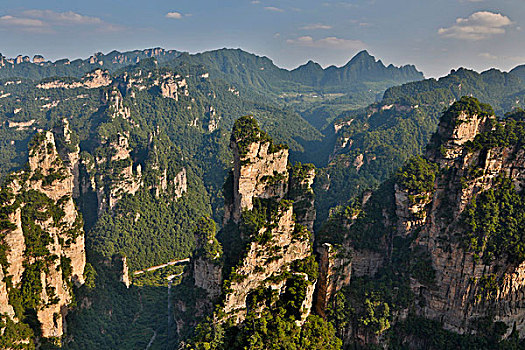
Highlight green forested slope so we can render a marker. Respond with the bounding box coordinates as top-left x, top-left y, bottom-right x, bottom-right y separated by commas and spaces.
315, 67, 525, 222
